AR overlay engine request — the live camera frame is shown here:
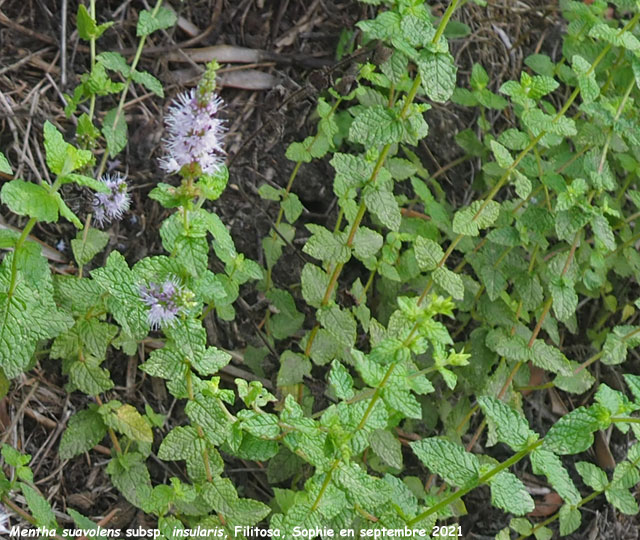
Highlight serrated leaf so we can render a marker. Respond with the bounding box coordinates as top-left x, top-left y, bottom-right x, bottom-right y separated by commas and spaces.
318, 304, 356, 348
175, 234, 208, 276
606, 488, 638, 515
349, 105, 404, 146
105, 403, 153, 443
102, 108, 127, 158
411, 438, 479, 487
414, 237, 444, 271
329, 360, 354, 400
490, 140, 514, 169
131, 69, 164, 97
303, 224, 350, 263
92, 251, 148, 339
370, 429, 403, 469
69, 357, 113, 395
559, 504, 581, 536
277, 351, 311, 386
575, 461, 608, 491
433, 266, 464, 300
185, 395, 229, 445
531, 448, 581, 505
453, 200, 500, 236
550, 277, 577, 322
106, 452, 152, 508
59, 408, 107, 459
0, 151, 13, 174
158, 426, 205, 461
478, 396, 536, 452
1, 180, 58, 222
71, 228, 109, 266
364, 186, 401, 231
301, 263, 330, 308
353, 227, 383, 260
418, 50, 457, 103
543, 406, 603, 455
137, 7, 177, 37
20, 483, 57, 528
572, 55, 599, 104
266, 288, 304, 340
489, 470, 535, 515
